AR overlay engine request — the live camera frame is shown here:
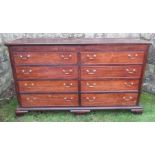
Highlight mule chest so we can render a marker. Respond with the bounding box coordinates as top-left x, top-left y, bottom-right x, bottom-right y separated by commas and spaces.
5, 38, 150, 115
